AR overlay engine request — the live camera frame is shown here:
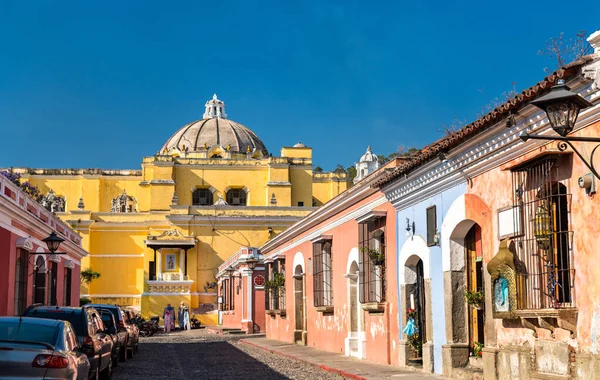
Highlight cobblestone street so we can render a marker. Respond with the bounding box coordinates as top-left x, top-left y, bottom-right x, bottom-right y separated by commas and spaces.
112, 329, 343, 380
